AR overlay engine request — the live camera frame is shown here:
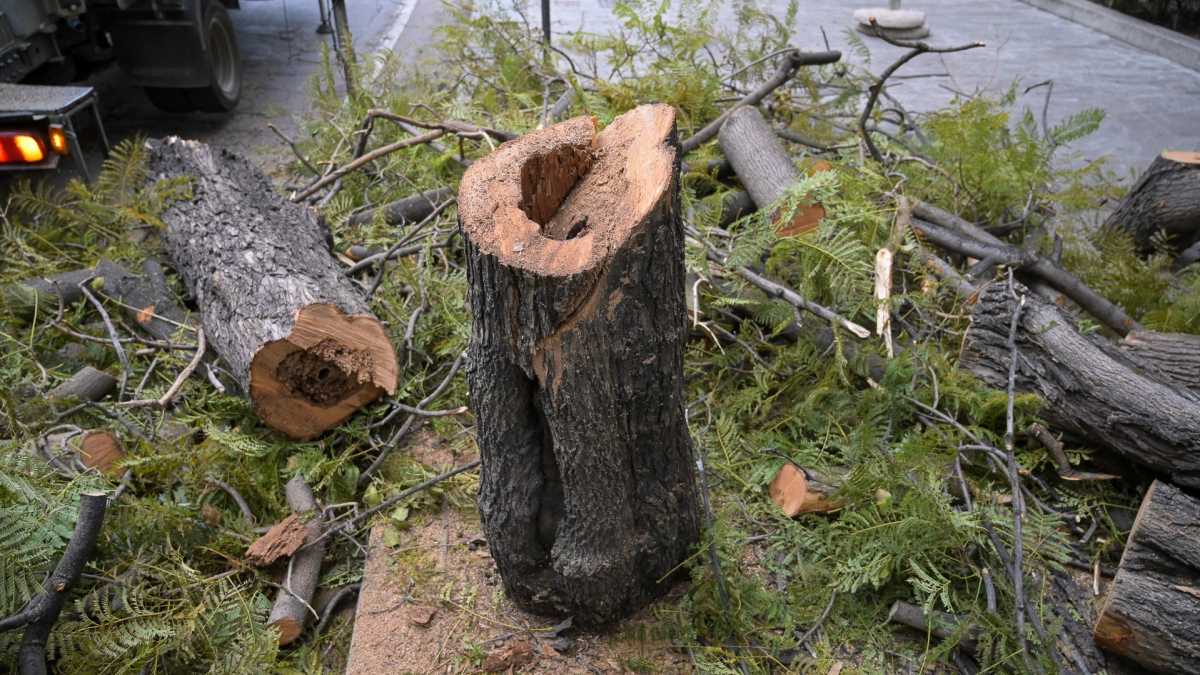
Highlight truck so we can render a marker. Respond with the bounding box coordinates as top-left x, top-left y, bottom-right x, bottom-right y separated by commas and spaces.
1, 0, 243, 112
